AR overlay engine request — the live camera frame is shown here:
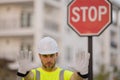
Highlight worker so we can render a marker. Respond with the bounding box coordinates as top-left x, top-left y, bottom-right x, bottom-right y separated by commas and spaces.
17, 37, 90, 80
